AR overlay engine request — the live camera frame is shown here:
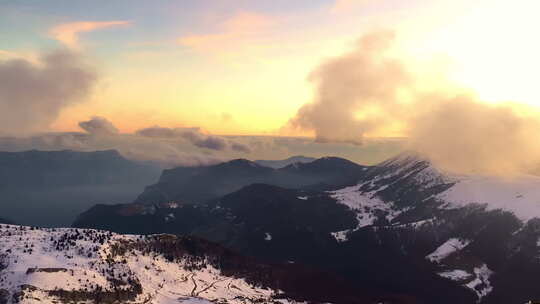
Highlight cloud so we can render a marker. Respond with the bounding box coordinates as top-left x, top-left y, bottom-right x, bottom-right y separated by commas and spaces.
136, 126, 252, 153
179, 129, 227, 150
135, 126, 188, 138
49, 21, 130, 49
289, 30, 540, 175
289, 31, 409, 145
0, 131, 226, 168
0, 49, 97, 135
79, 116, 119, 136
178, 12, 274, 51
231, 142, 252, 153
